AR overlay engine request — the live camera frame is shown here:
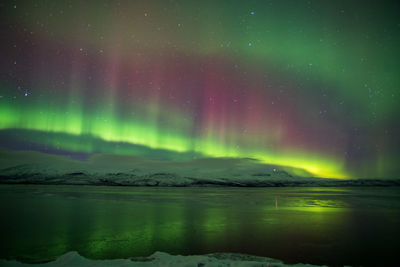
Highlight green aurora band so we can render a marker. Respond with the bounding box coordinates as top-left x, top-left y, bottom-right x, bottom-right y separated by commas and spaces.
0, 92, 345, 178
0, 0, 399, 179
